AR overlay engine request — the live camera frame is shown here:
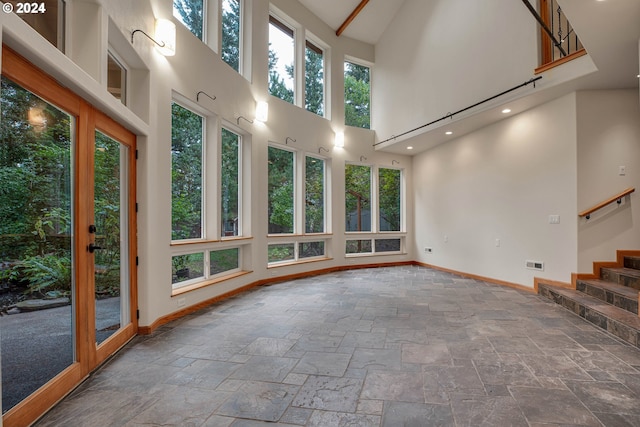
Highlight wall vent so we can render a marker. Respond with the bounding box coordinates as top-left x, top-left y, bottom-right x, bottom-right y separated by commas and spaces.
525, 260, 544, 271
